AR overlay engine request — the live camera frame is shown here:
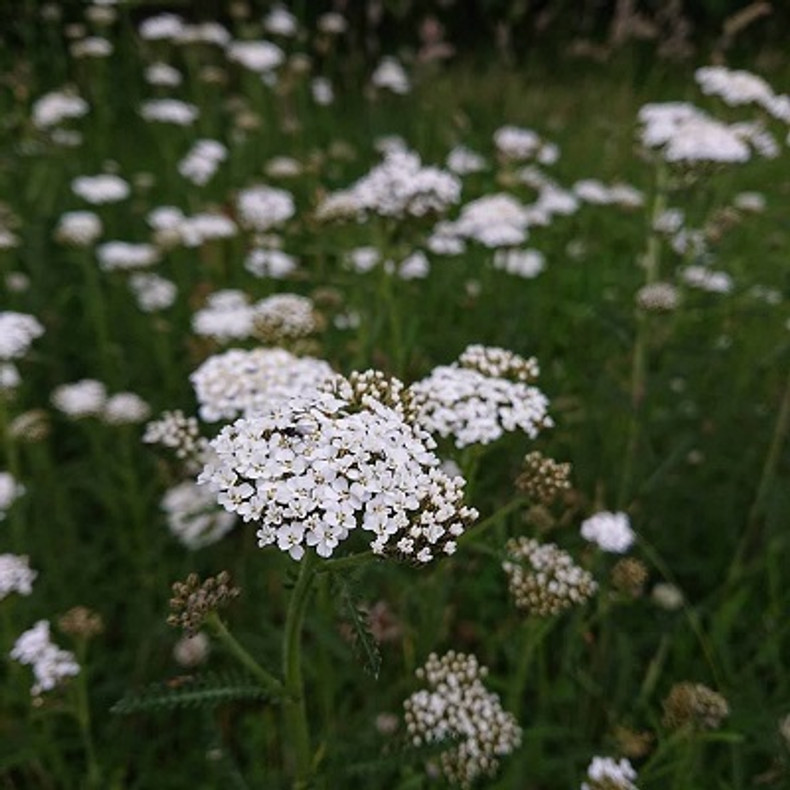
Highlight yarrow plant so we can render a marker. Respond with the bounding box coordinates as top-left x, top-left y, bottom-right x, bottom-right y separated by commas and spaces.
10, 620, 80, 696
